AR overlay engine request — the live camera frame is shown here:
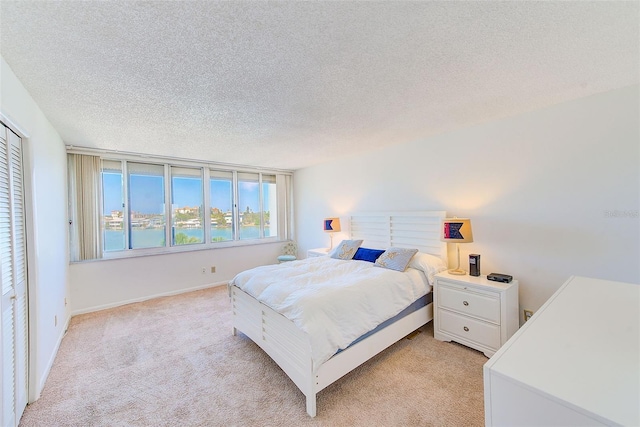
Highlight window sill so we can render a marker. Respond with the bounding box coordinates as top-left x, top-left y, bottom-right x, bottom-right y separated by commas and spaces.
70, 237, 282, 264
